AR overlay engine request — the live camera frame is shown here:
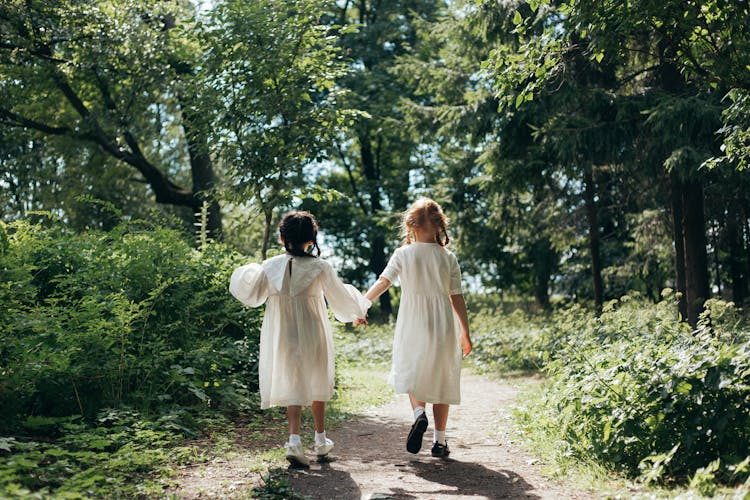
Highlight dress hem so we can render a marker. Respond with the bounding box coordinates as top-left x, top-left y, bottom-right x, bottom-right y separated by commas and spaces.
261, 396, 333, 409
